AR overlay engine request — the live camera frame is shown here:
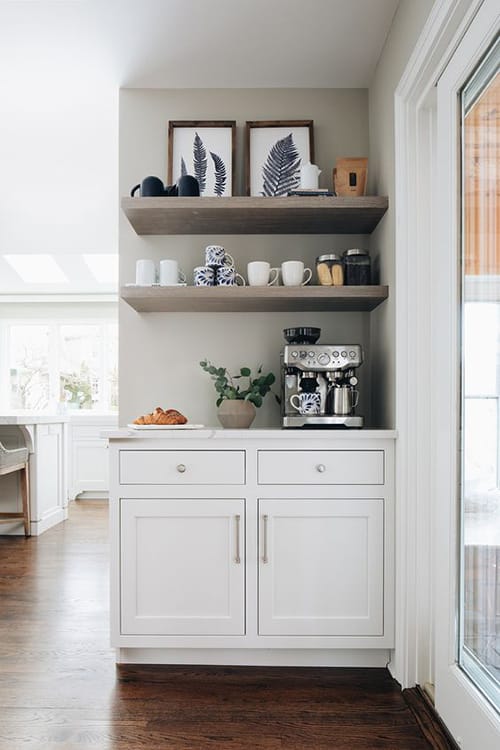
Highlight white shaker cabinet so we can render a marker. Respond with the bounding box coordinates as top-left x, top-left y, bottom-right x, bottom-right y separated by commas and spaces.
0, 417, 68, 535
258, 498, 384, 636
68, 415, 118, 500
120, 497, 245, 636
107, 429, 395, 666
